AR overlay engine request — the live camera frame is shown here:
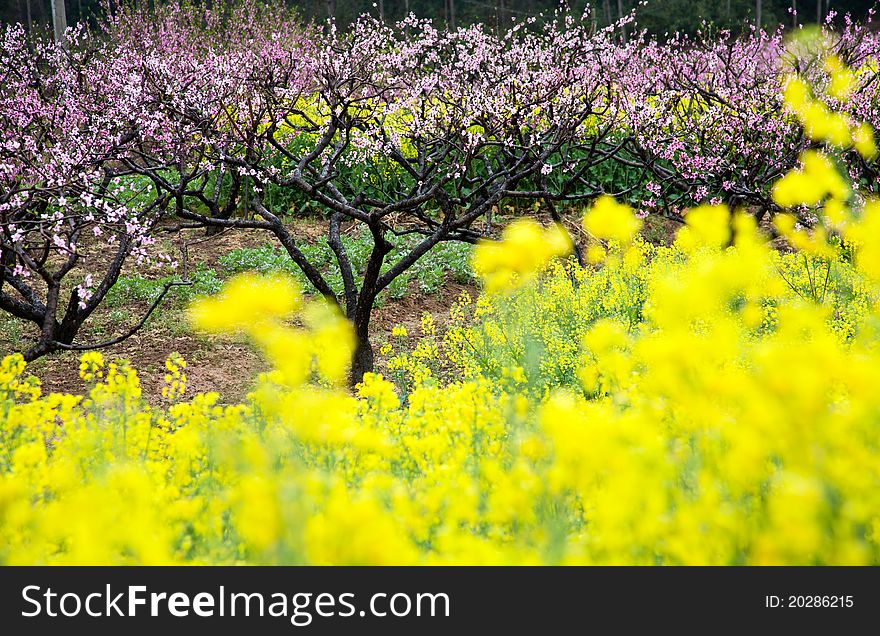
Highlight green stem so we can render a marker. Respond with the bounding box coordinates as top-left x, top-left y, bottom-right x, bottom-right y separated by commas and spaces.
819, 259, 833, 304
